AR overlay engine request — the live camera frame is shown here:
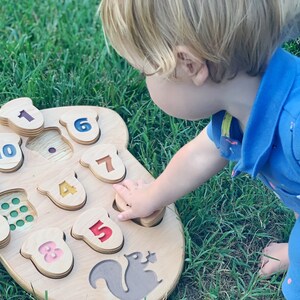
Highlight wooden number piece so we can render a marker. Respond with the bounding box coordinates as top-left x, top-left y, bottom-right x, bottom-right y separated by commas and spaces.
60, 110, 100, 145
115, 193, 166, 227
80, 144, 126, 183
0, 214, 10, 248
0, 98, 44, 137
71, 208, 124, 254
0, 133, 23, 173
37, 170, 86, 210
21, 228, 74, 279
